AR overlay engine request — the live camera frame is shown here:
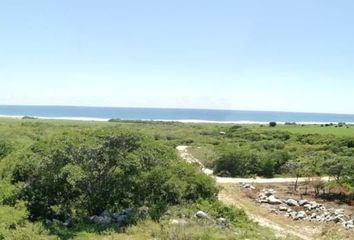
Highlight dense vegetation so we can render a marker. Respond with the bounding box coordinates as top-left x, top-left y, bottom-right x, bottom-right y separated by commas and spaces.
188, 124, 354, 199
0, 119, 277, 239
214, 125, 354, 181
